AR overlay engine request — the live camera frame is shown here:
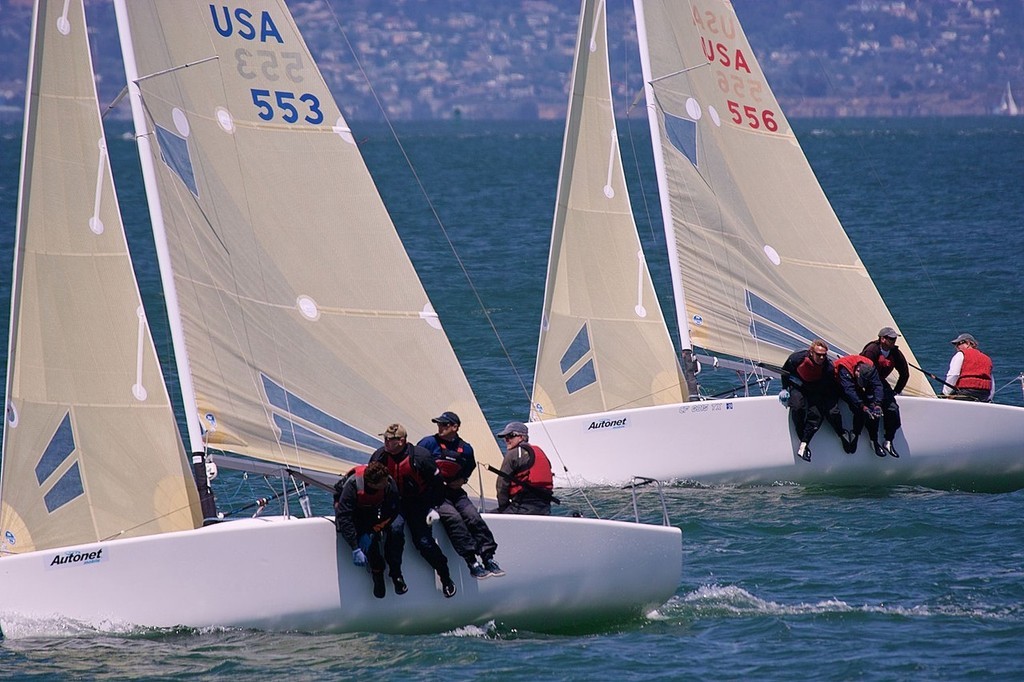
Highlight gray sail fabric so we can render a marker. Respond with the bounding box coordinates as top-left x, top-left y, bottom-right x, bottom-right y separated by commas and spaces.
120, 1, 502, 494
533, 0, 686, 421
636, 0, 931, 396
1, 0, 202, 555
